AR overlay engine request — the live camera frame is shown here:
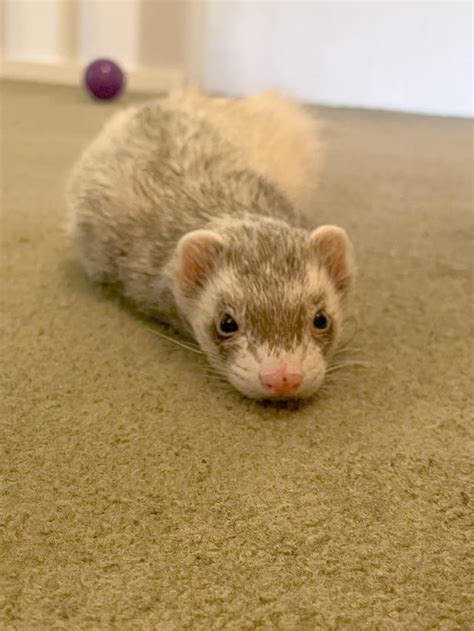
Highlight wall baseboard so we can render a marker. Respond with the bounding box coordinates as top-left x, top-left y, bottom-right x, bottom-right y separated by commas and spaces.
0, 59, 185, 93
